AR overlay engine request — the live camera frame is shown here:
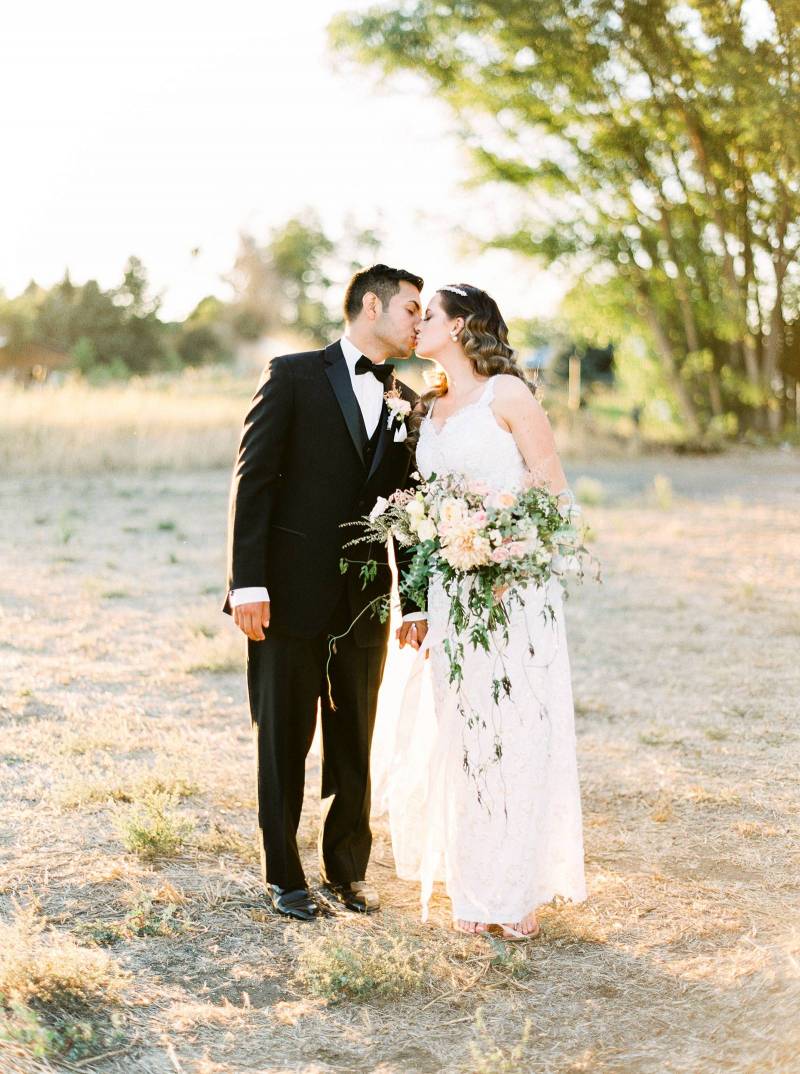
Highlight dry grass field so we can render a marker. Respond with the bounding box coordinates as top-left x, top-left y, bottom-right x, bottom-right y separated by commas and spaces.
0, 373, 249, 475
1, 435, 798, 1074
